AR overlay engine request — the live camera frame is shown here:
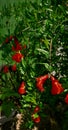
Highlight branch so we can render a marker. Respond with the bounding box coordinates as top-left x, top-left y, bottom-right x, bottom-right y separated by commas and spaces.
0, 110, 17, 126
50, 39, 52, 66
